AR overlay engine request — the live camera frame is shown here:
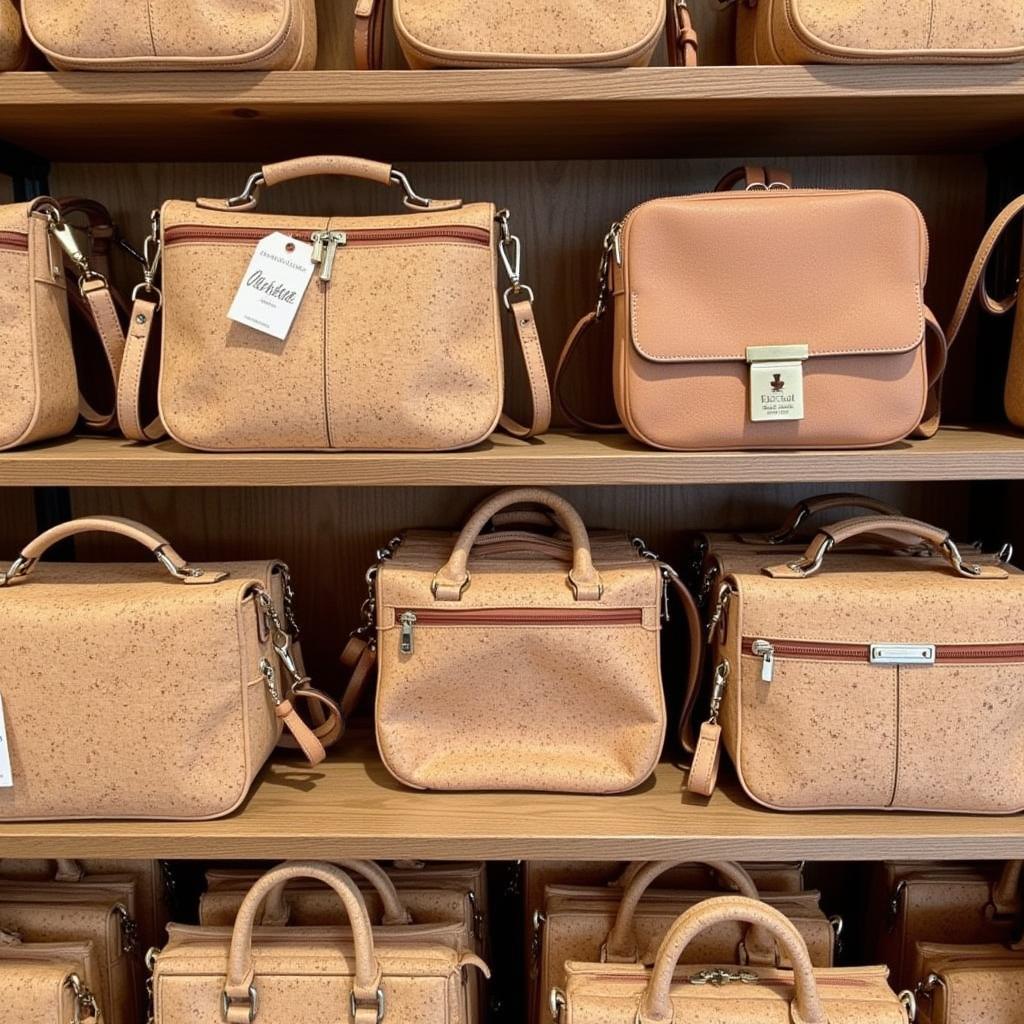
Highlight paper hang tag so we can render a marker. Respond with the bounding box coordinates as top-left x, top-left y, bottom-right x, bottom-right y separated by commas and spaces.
0, 694, 13, 787
227, 232, 316, 341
